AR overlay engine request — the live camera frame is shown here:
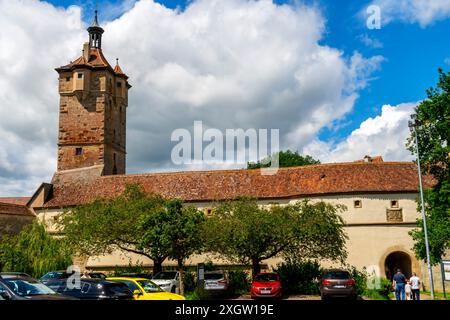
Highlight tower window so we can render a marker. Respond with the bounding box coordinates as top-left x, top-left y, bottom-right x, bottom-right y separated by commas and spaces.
354, 200, 362, 208
75, 147, 83, 156
77, 73, 83, 79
